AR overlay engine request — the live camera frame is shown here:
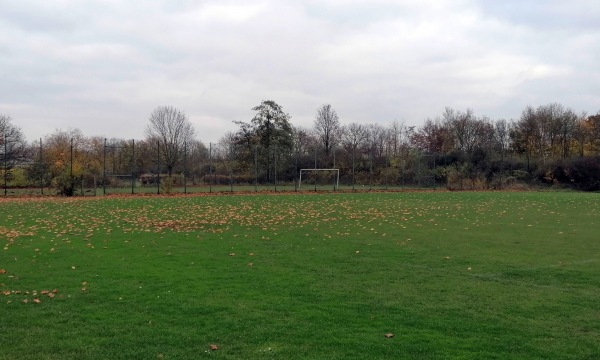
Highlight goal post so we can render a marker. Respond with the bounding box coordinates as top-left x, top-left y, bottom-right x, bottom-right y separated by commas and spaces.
299, 169, 340, 189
